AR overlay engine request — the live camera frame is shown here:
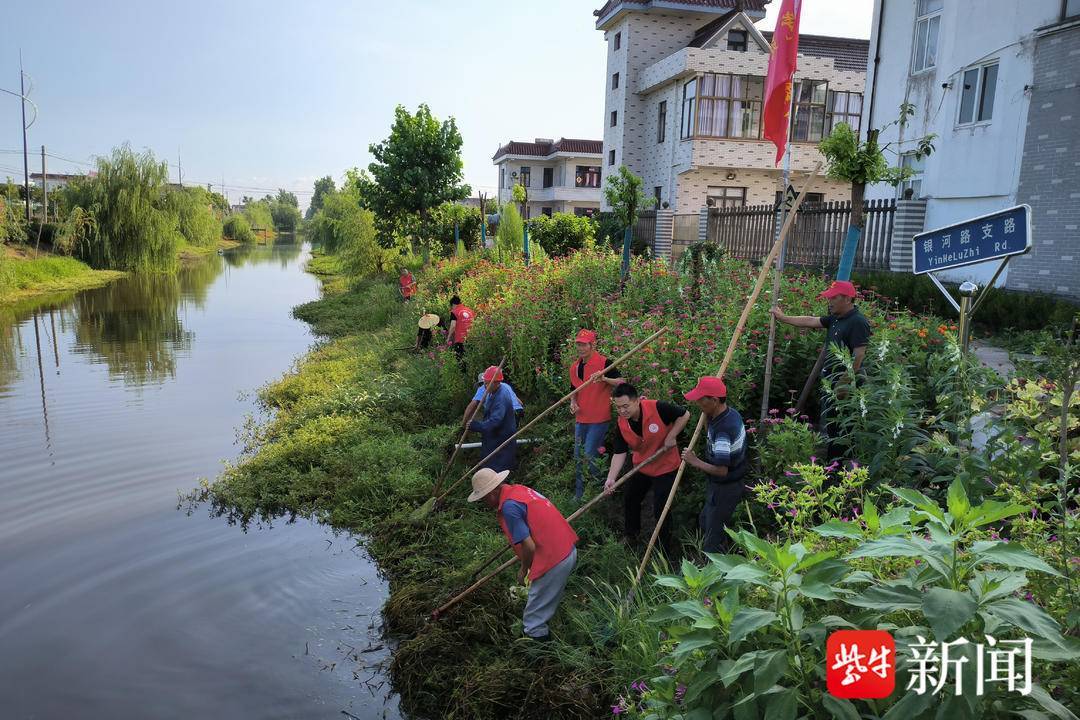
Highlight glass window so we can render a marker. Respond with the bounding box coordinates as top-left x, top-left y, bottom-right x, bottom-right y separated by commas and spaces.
1067, 0, 1080, 19
519, 166, 531, 188
614, 32, 621, 50
680, 78, 697, 139
898, 152, 925, 199
791, 79, 828, 142
695, 73, 764, 139
574, 207, 598, 218
500, 167, 505, 189
608, 149, 616, 166
612, 72, 620, 90
541, 207, 553, 217
958, 62, 998, 124
912, 0, 942, 73
826, 91, 863, 135
611, 110, 618, 127
657, 101, 667, 143
654, 186, 663, 204
542, 167, 553, 188
575, 166, 602, 188
727, 30, 748, 51
774, 190, 823, 207
708, 186, 747, 208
